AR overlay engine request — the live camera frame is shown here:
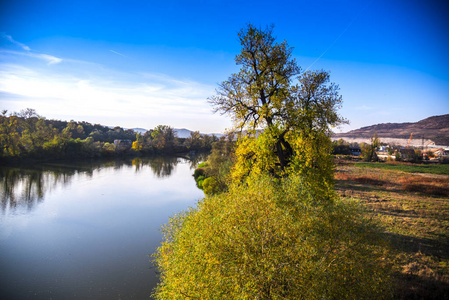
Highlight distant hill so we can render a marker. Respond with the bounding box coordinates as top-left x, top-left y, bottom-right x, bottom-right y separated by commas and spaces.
174, 128, 224, 138
129, 128, 191, 137
130, 128, 147, 134
334, 114, 449, 146
129, 127, 223, 138
174, 128, 193, 138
